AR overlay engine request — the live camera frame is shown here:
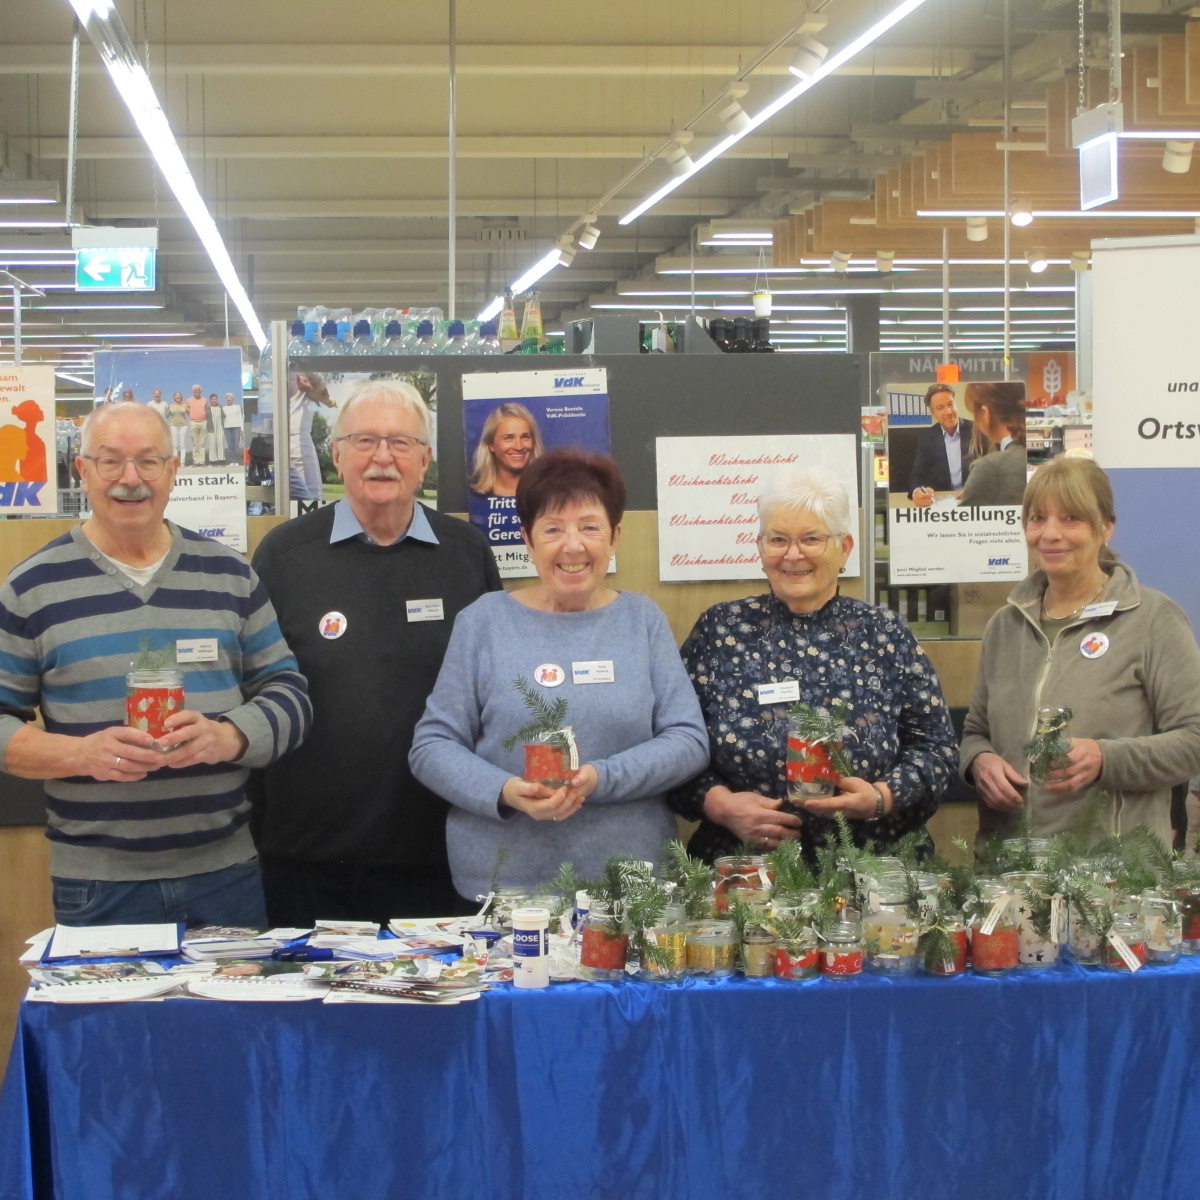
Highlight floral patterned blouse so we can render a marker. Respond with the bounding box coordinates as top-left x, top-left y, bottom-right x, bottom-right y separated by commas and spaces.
668, 592, 957, 862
